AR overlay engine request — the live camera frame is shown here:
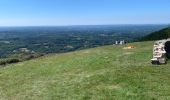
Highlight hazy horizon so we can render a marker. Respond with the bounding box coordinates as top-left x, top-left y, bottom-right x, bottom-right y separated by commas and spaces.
0, 24, 169, 27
